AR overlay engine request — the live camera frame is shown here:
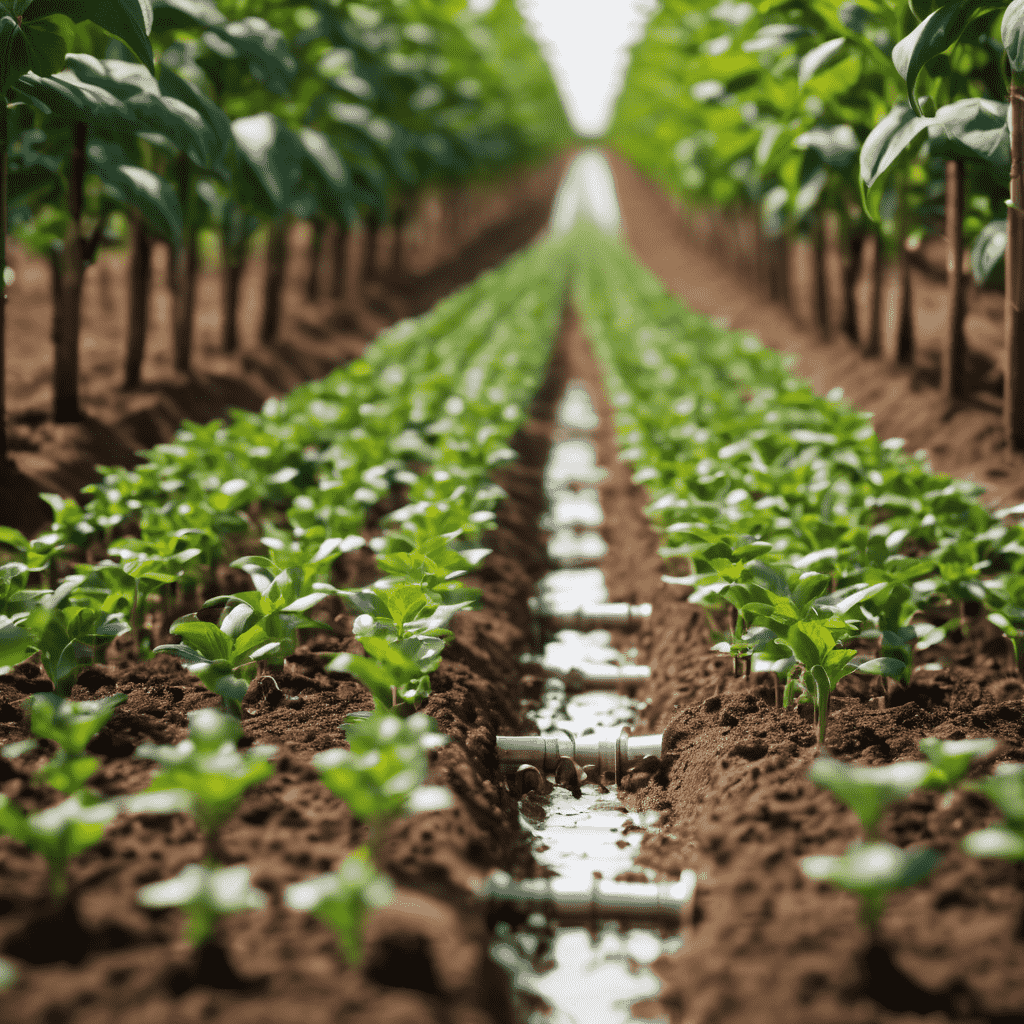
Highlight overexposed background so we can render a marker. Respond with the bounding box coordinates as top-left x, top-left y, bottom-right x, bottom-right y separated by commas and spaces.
467, 0, 658, 138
